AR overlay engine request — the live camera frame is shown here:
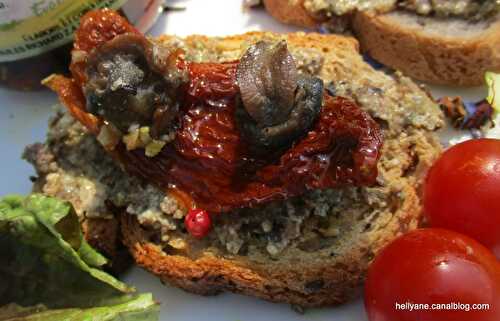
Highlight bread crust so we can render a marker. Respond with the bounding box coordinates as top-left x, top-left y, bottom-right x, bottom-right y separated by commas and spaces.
263, 0, 319, 28
122, 181, 421, 307
263, 0, 500, 86
352, 11, 500, 86
82, 217, 132, 274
